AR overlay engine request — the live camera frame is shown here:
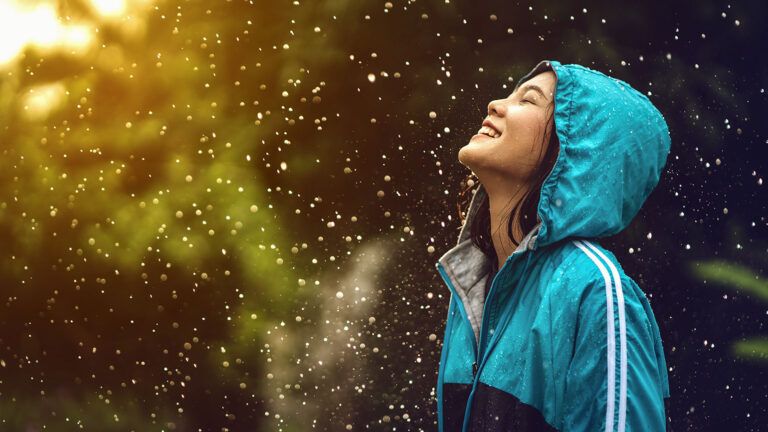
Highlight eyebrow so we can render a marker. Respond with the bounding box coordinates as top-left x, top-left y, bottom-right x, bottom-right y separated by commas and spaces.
513, 84, 550, 101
